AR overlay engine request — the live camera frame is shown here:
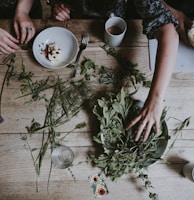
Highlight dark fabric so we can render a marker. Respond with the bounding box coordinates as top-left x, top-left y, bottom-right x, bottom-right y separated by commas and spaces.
55, 0, 127, 19
166, 0, 194, 19
133, 0, 178, 39
126, 0, 194, 19
132, 0, 194, 39
126, 0, 141, 19
0, 0, 42, 19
